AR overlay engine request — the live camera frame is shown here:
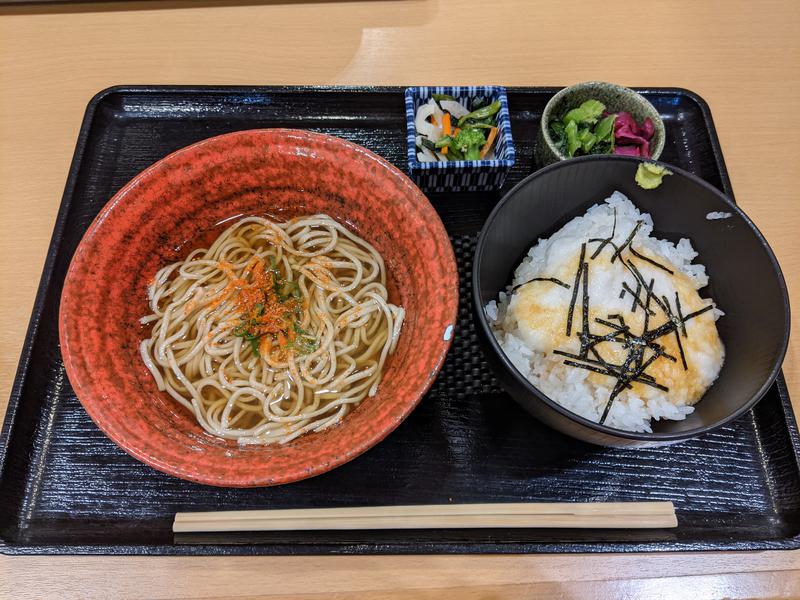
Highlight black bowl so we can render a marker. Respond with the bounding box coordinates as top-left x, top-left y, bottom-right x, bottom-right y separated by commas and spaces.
473, 156, 790, 447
